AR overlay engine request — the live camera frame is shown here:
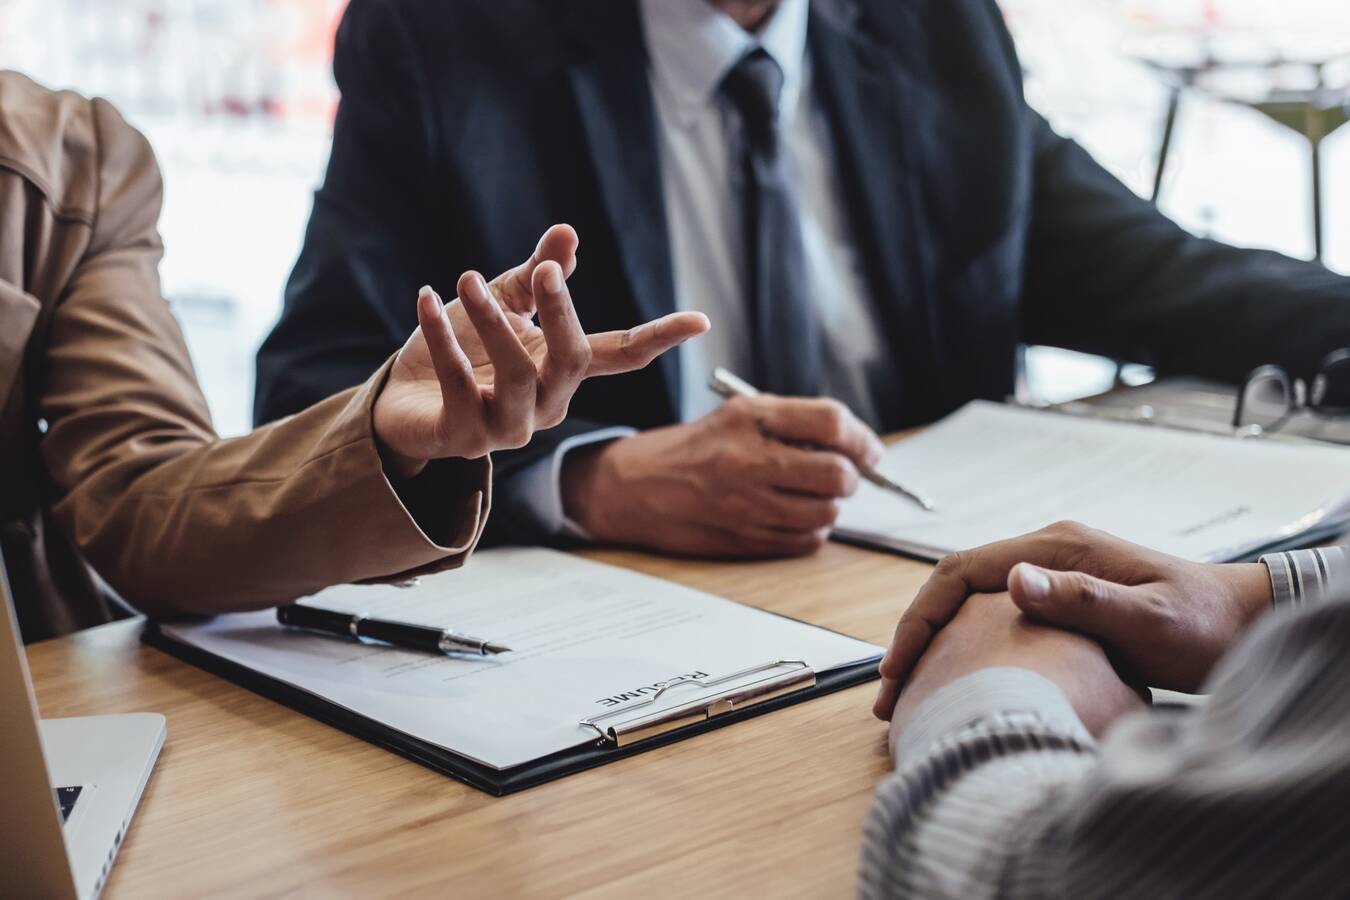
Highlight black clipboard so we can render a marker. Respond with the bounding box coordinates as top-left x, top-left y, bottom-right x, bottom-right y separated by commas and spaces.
142, 624, 879, 796
833, 521, 1349, 565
